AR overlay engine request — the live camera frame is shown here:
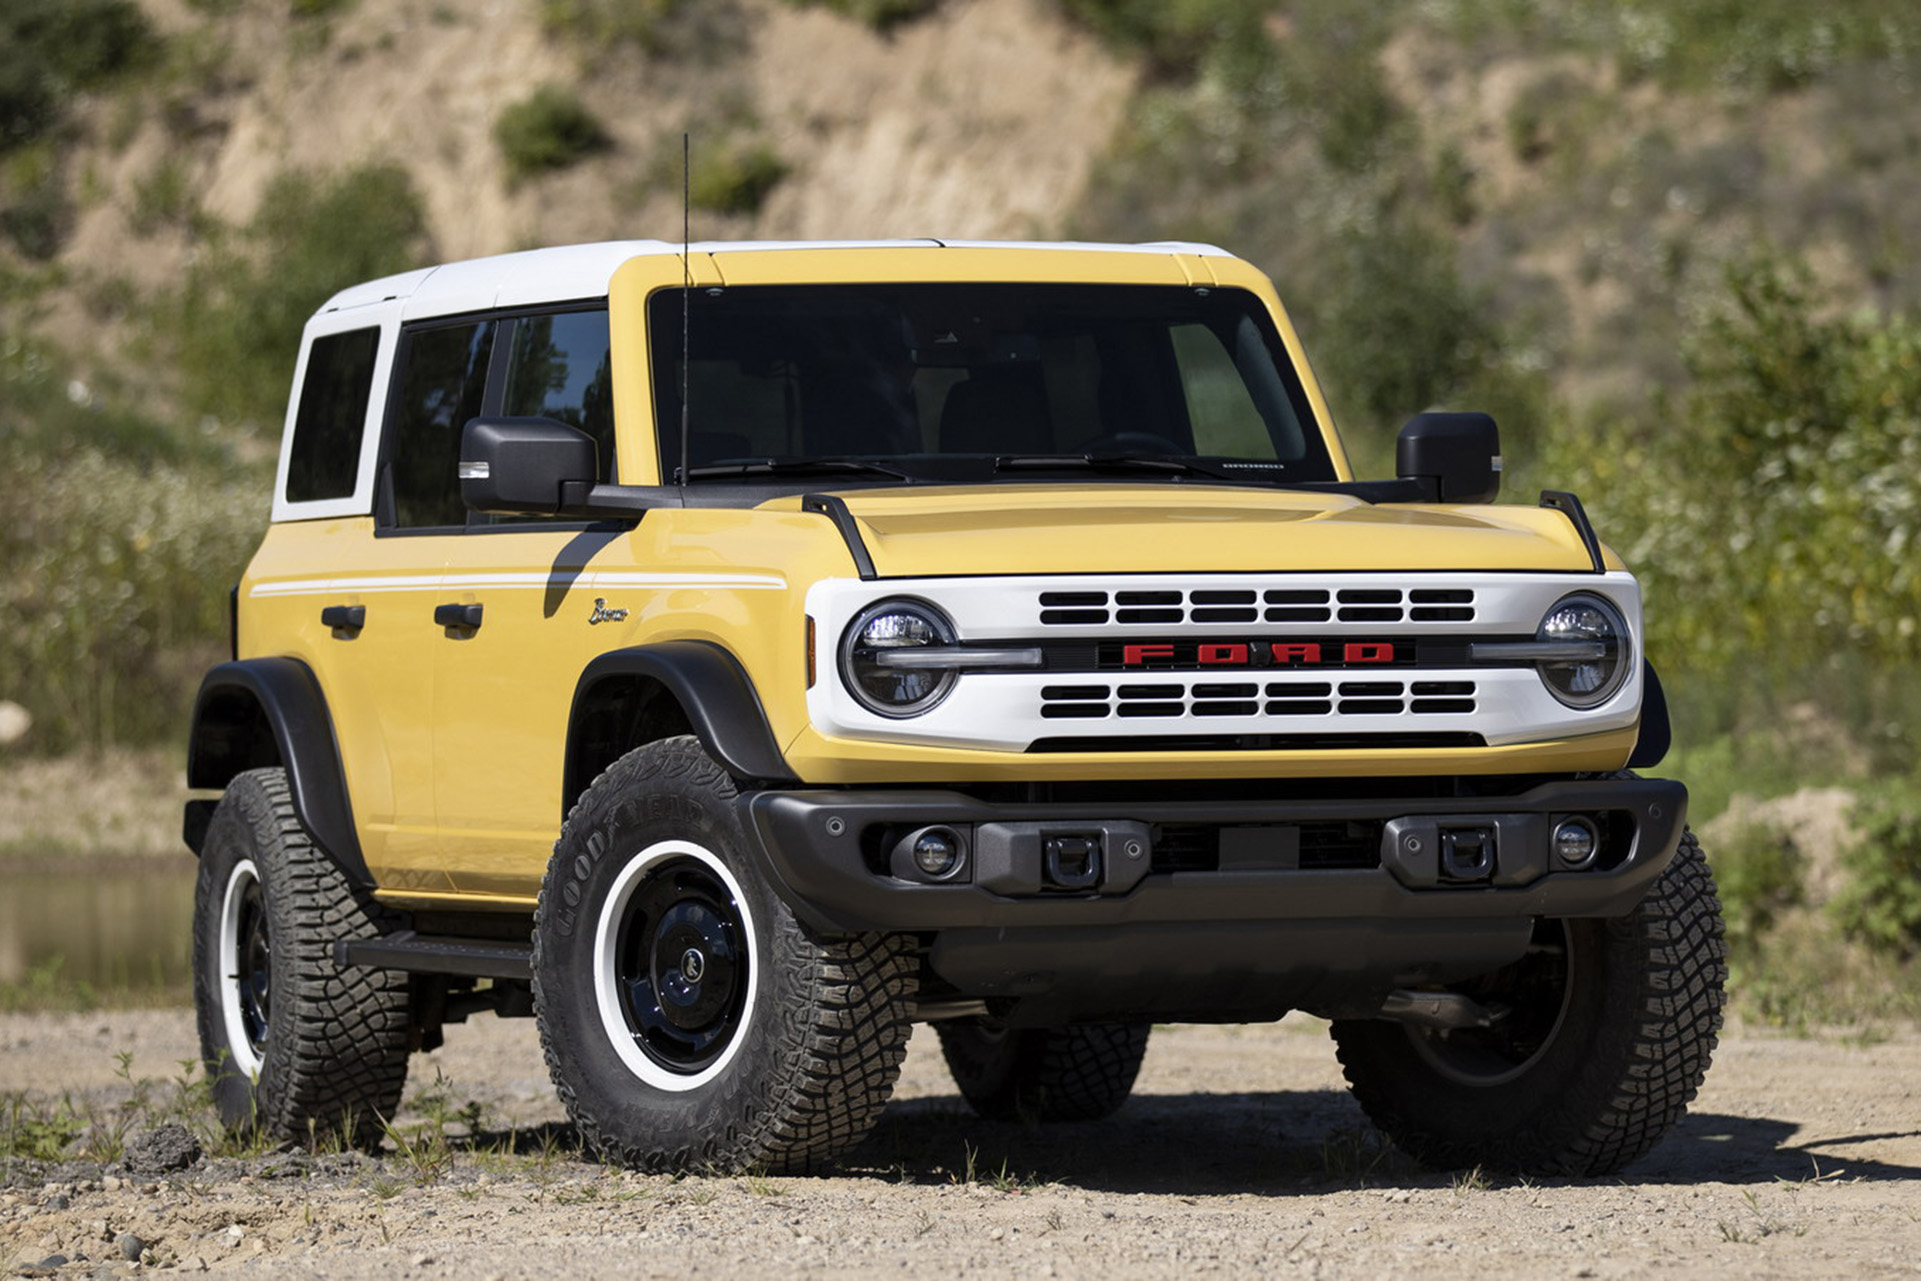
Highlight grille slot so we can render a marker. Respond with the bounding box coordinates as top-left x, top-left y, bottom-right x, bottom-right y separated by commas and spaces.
1036, 584, 1475, 626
